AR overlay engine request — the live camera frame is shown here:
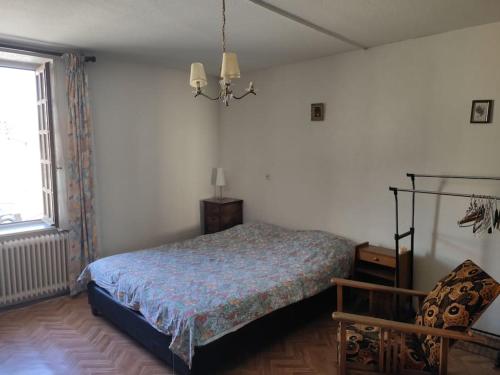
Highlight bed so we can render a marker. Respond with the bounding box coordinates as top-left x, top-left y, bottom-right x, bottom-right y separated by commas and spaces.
79, 223, 355, 374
